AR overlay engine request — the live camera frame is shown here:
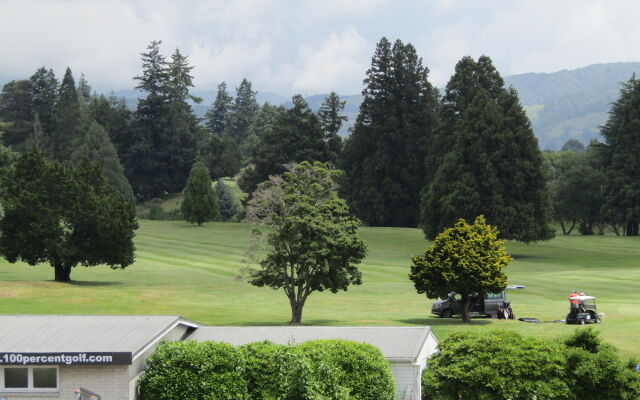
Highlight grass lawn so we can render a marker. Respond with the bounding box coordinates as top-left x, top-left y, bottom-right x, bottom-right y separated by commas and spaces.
0, 220, 638, 358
